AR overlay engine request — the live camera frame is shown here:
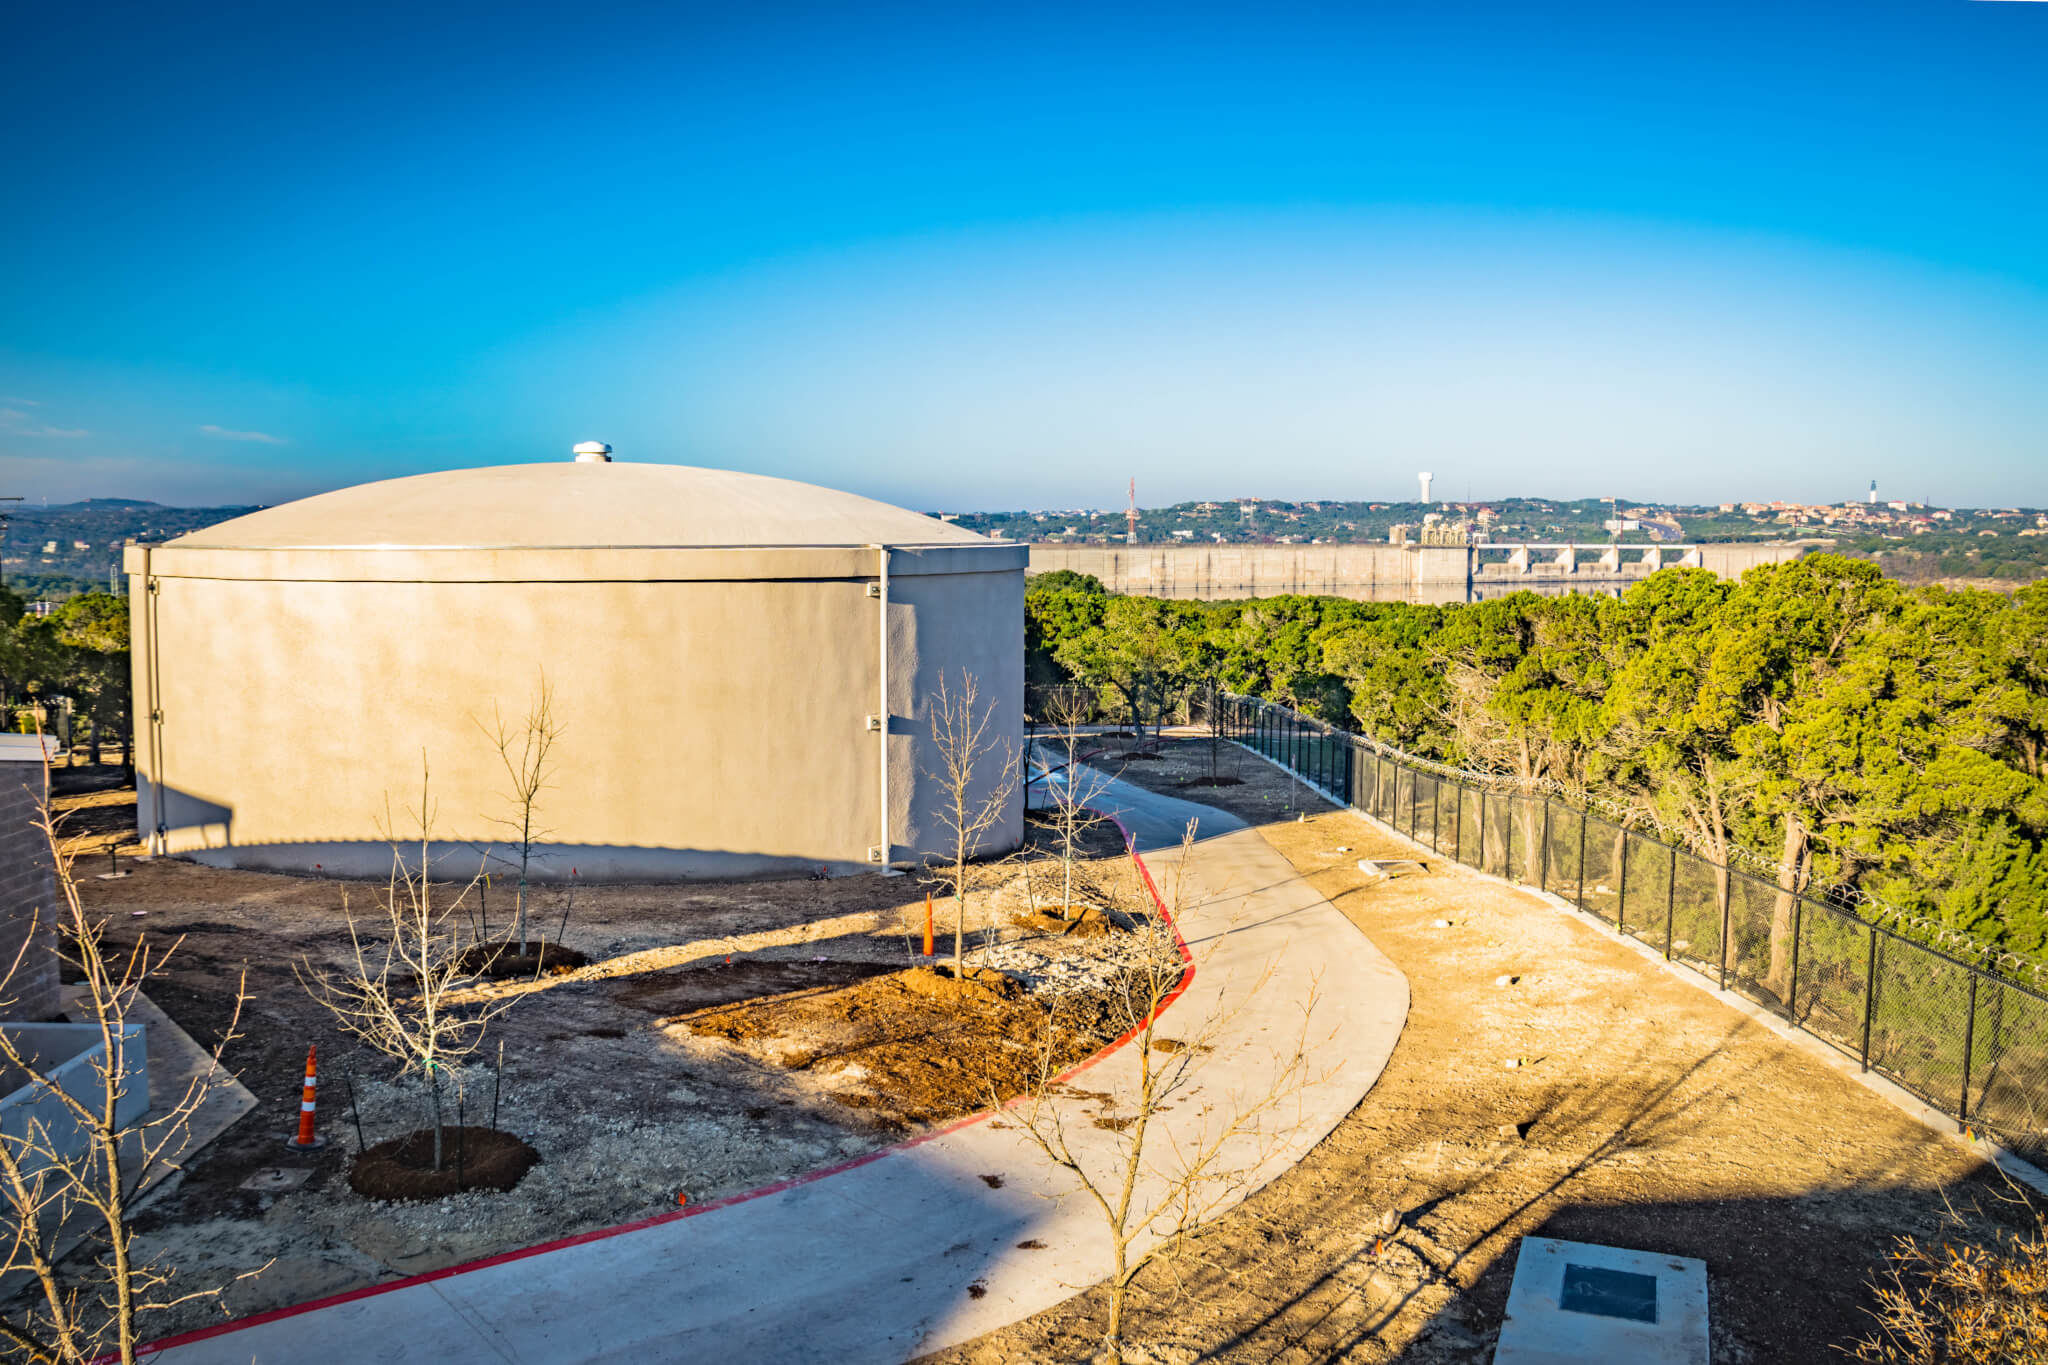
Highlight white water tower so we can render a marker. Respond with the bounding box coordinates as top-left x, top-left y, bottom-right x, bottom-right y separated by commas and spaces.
1418, 471, 1434, 504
